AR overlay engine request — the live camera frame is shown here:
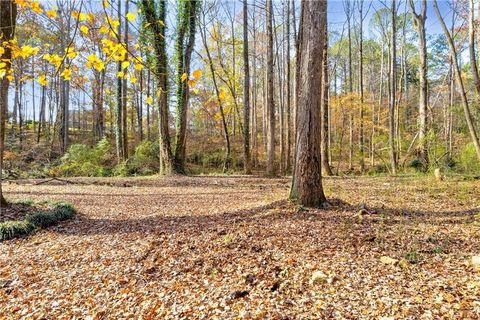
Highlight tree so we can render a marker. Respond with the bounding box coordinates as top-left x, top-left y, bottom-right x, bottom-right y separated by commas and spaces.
290, 0, 327, 207
140, 0, 174, 174
0, 0, 17, 207
266, 0, 275, 175
321, 9, 333, 176
433, 0, 480, 161
199, 3, 231, 172
389, 0, 398, 174
243, 0, 251, 174
116, 0, 124, 161
409, 0, 428, 168
174, 0, 200, 173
